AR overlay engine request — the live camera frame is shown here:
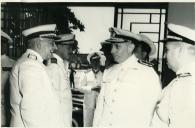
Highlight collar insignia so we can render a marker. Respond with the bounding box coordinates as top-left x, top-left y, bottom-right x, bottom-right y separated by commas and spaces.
177, 72, 191, 78
138, 60, 154, 67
